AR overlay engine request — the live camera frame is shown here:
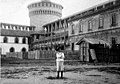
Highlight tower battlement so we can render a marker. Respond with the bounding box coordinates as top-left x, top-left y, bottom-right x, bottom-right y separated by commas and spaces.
28, 0, 63, 31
